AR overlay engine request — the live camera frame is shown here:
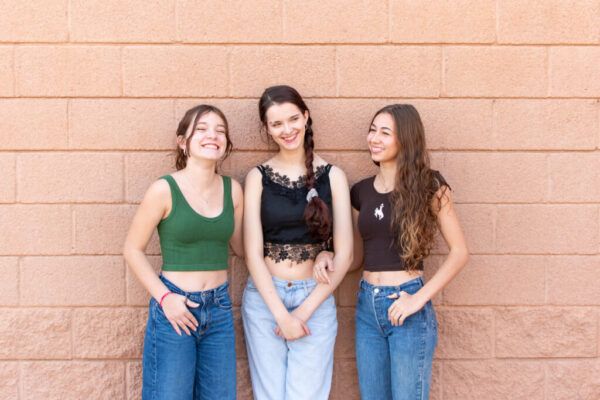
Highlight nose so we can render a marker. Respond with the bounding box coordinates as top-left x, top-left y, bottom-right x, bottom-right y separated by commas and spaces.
206, 128, 217, 138
283, 123, 292, 134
